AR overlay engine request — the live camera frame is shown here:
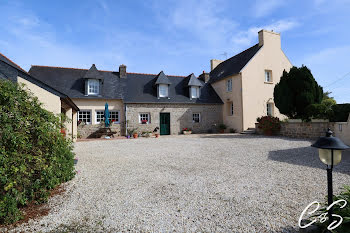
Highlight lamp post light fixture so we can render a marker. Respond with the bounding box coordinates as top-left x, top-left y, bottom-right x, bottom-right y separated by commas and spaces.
311, 128, 349, 225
